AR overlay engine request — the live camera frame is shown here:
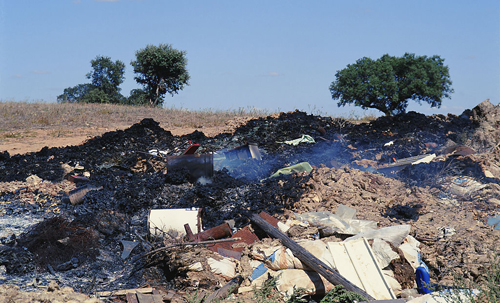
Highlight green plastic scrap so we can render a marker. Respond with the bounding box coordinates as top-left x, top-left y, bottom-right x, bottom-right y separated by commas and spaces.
281, 135, 316, 146
268, 162, 313, 179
